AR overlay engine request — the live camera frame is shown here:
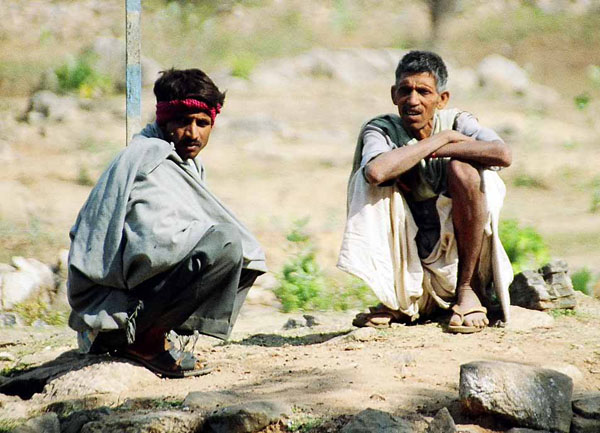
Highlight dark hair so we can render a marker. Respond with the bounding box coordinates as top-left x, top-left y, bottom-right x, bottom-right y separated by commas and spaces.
395, 51, 448, 92
153, 68, 226, 108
